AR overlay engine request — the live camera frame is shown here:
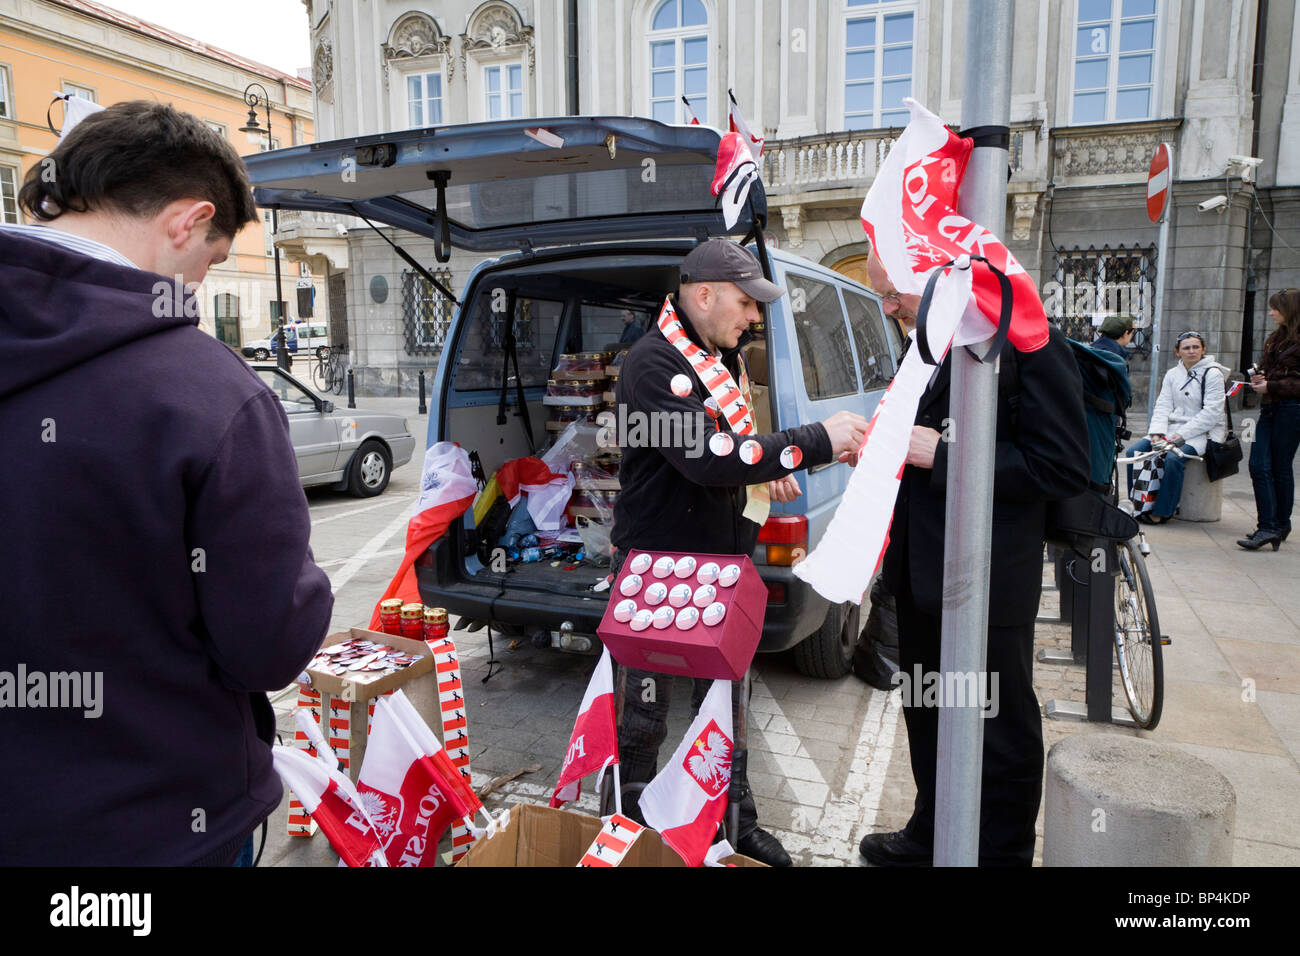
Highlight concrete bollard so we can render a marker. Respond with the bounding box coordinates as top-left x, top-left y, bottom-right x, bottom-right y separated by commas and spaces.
1179, 457, 1222, 522
1044, 734, 1235, 866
